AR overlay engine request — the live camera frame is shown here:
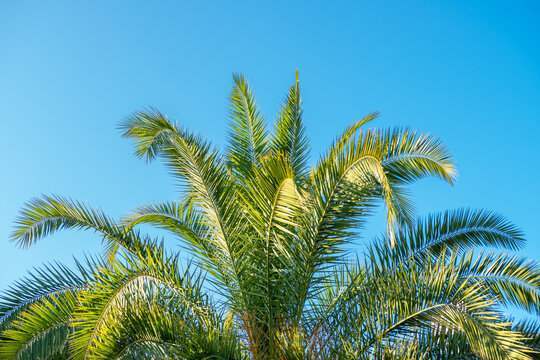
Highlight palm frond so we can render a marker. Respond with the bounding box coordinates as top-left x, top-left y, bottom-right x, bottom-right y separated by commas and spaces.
90, 295, 239, 360
271, 69, 310, 182
458, 251, 540, 316
121, 109, 246, 300
0, 258, 97, 333
369, 208, 526, 272
1, 292, 76, 360
226, 73, 268, 180
69, 245, 212, 359
514, 319, 540, 356
0, 258, 100, 360
320, 253, 533, 360
10, 195, 140, 262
